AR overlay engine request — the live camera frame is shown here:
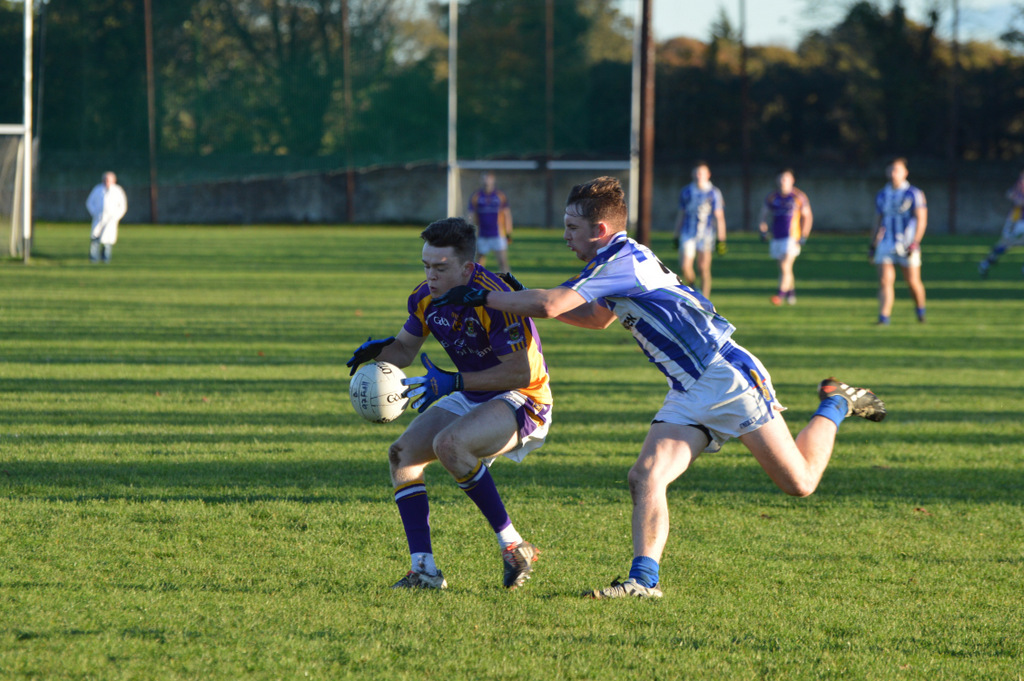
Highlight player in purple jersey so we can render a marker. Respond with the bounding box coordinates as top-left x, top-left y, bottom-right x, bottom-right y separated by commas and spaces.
346, 218, 552, 591
434, 177, 887, 600
468, 172, 513, 272
978, 170, 1024, 279
869, 158, 928, 324
672, 162, 727, 298
758, 169, 813, 305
